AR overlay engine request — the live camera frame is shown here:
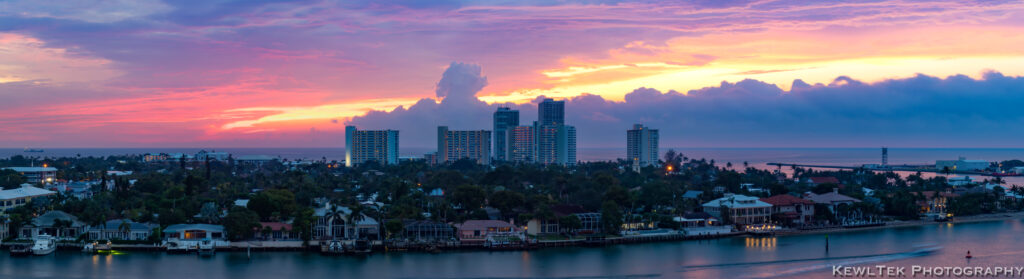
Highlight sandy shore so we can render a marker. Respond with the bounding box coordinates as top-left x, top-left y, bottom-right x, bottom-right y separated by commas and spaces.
774, 211, 1024, 237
